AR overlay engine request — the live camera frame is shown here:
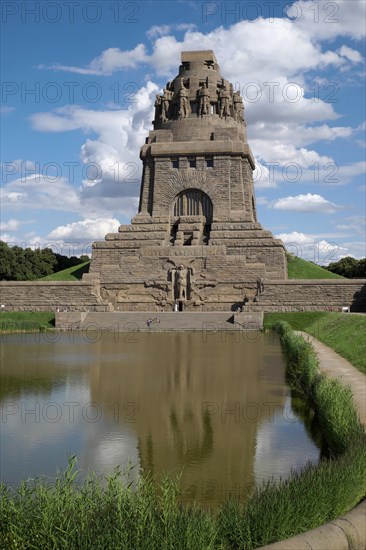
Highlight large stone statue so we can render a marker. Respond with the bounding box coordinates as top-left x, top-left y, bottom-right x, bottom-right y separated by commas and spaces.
233, 91, 244, 122
176, 265, 188, 299
177, 79, 189, 119
154, 94, 162, 124
219, 85, 231, 118
161, 88, 171, 122
198, 83, 210, 117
